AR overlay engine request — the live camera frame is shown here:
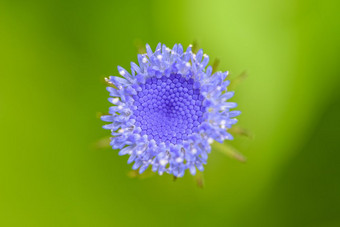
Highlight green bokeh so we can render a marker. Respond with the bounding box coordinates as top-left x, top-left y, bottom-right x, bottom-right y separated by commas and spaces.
1, 0, 339, 226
